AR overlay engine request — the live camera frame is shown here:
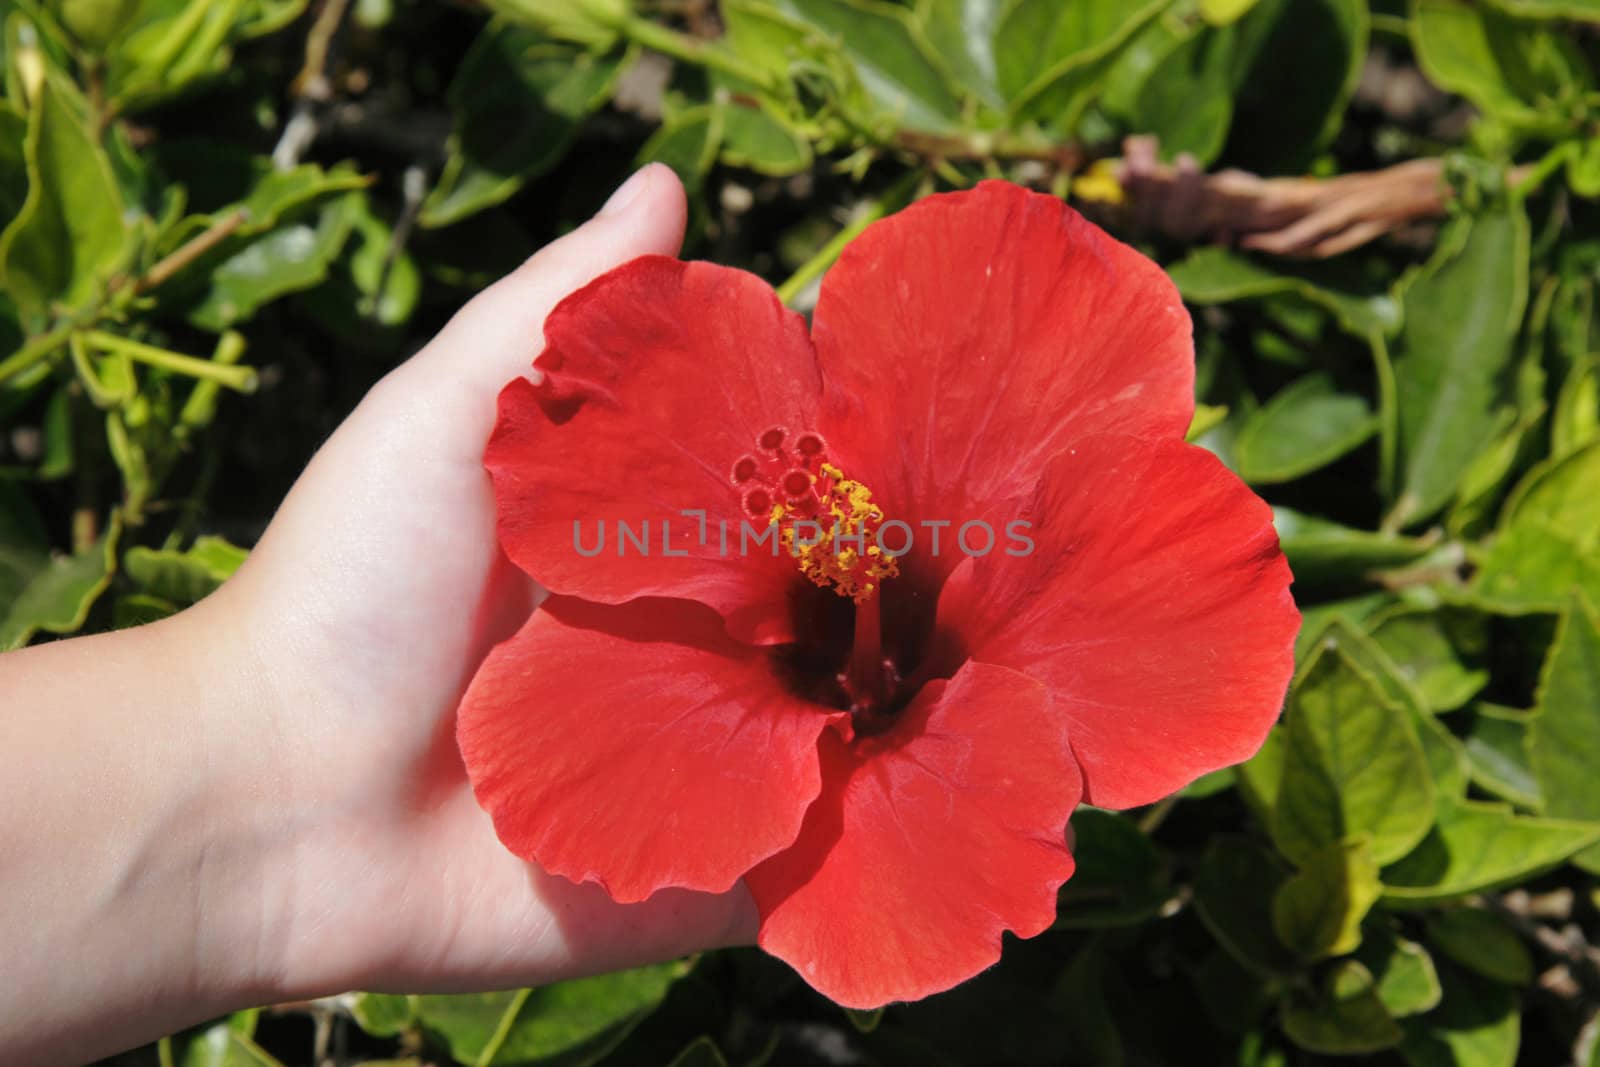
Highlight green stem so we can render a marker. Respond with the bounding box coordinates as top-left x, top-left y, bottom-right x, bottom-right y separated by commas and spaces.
0, 324, 72, 386
81, 330, 258, 393
1510, 141, 1574, 199
178, 330, 248, 432
618, 16, 775, 89
775, 171, 924, 306
1137, 794, 1180, 835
